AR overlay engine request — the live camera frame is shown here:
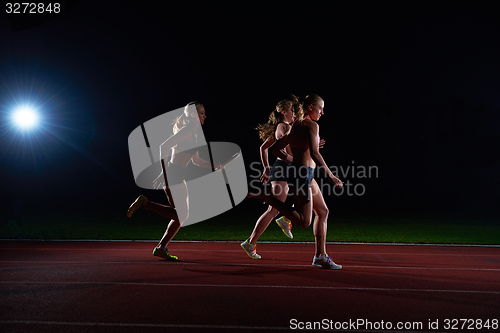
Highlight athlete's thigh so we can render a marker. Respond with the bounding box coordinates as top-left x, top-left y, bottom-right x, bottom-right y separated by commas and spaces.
290, 186, 313, 227
164, 186, 175, 208
164, 182, 189, 209
271, 180, 289, 202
